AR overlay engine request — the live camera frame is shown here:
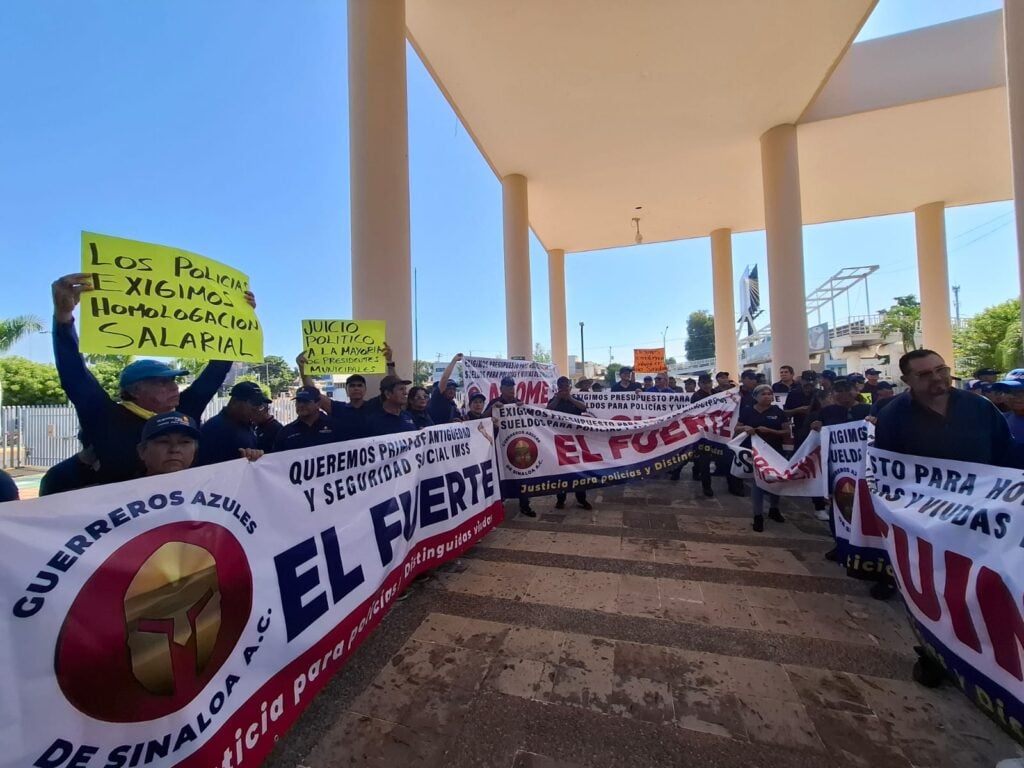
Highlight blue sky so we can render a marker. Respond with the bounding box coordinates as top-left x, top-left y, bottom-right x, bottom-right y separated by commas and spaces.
0, 0, 1013, 368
